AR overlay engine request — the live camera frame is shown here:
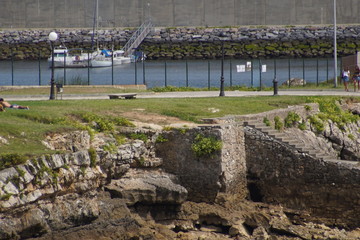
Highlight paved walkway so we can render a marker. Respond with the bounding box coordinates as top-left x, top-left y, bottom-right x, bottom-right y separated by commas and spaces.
3, 89, 360, 101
